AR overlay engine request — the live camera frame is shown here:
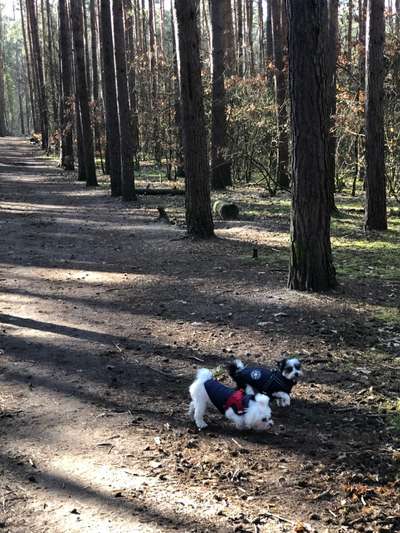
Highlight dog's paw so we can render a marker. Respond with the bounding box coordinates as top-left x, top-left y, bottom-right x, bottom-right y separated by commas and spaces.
195, 420, 208, 430
276, 396, 290, 407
